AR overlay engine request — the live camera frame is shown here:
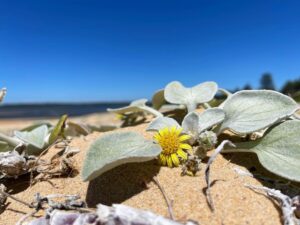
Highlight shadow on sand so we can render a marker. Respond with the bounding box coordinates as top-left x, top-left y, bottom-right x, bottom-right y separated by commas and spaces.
85, 160, 160, 207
